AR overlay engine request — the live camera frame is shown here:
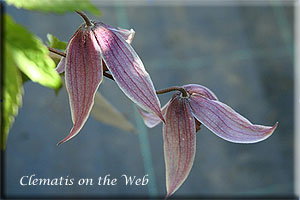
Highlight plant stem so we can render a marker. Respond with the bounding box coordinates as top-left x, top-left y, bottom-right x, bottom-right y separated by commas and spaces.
75, 10, 93, 27
48, 47, 188, 96
103, 72, 114, 80
156, 87, 188, 97
48, 47, 66, 57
